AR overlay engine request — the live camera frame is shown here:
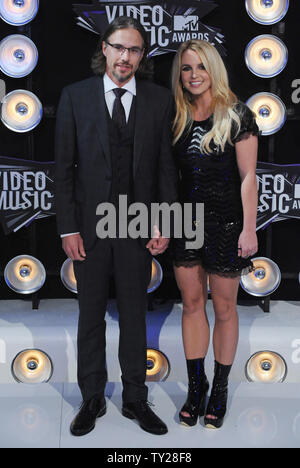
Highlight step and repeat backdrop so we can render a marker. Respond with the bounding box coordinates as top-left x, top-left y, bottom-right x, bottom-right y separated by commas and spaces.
0, 0, 299, 302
